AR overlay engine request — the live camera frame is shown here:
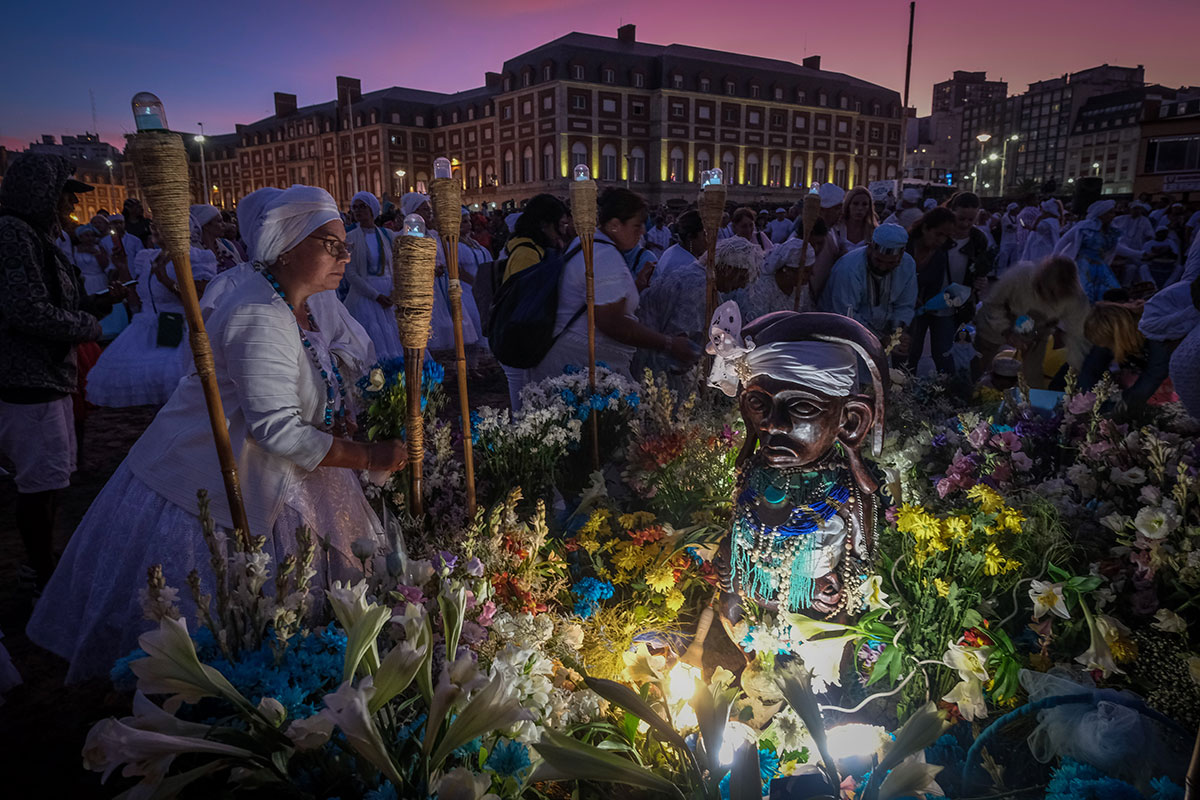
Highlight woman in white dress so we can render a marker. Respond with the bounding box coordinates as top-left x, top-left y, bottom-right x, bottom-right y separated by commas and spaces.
456, 206, 489, 364
342, 191, 402, 359
85, 229, 219, 407
1020, 199, 1063, 265
532, 188, 698, 382
748, 238, 817, 321
27, 185, 407, 682
73, 224, 129, 340
401, 192, 480, 356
